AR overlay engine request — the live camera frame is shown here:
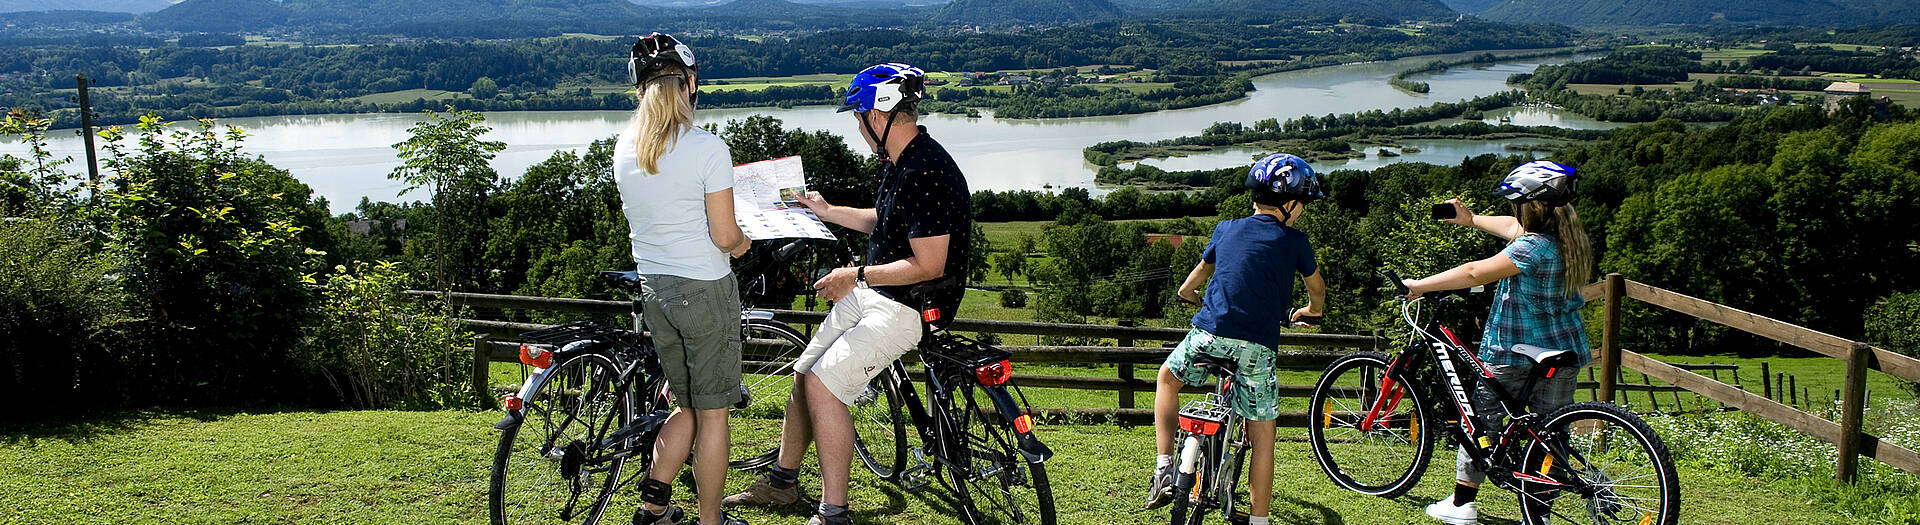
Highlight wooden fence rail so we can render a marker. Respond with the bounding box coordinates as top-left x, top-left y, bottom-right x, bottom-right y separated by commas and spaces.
1590, 273, 1920, 484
